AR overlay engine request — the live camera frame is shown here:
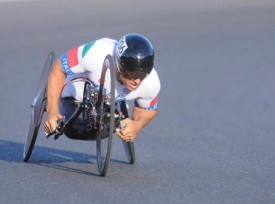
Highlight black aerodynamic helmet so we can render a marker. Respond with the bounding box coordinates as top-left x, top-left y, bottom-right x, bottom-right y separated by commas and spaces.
113, 33, 154, 79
